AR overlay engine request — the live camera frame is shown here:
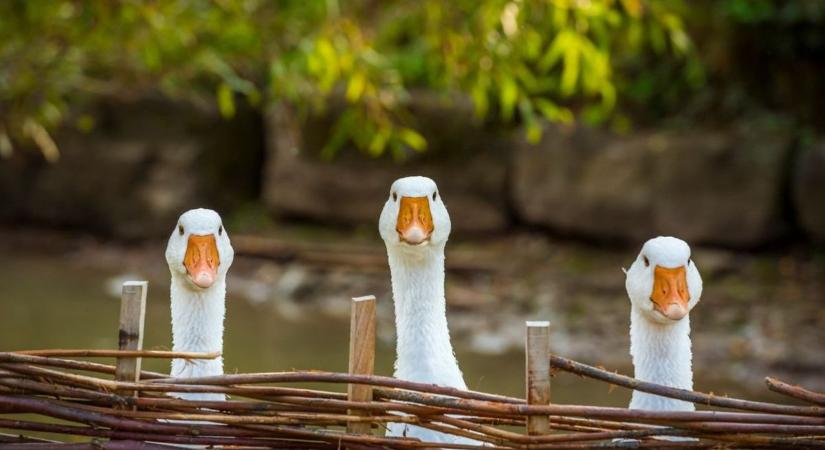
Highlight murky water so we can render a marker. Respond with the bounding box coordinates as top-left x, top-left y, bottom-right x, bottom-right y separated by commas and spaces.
0, 254, 784, 411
